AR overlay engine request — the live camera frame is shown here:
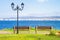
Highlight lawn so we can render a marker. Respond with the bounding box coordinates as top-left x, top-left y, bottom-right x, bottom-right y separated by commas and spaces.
0, 28, 60, 40
0, 34, 60, 40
